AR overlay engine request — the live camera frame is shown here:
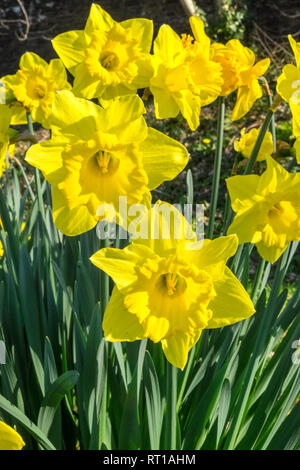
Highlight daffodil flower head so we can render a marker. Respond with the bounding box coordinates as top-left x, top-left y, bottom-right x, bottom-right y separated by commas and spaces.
211, 39, 270, 121
25, 91, 188, 236
90, 201, 255, 369
227, 156, 300, 263
0, 104, 16, 177
234, 127, 274, 161
276, 36, 300, 164
277, 35, 300, 104
0, 420, 25, 450
149, 20, 223, 131
1, 52, 71, 127
289, 101, 300, 164
52, 3, 153, 101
